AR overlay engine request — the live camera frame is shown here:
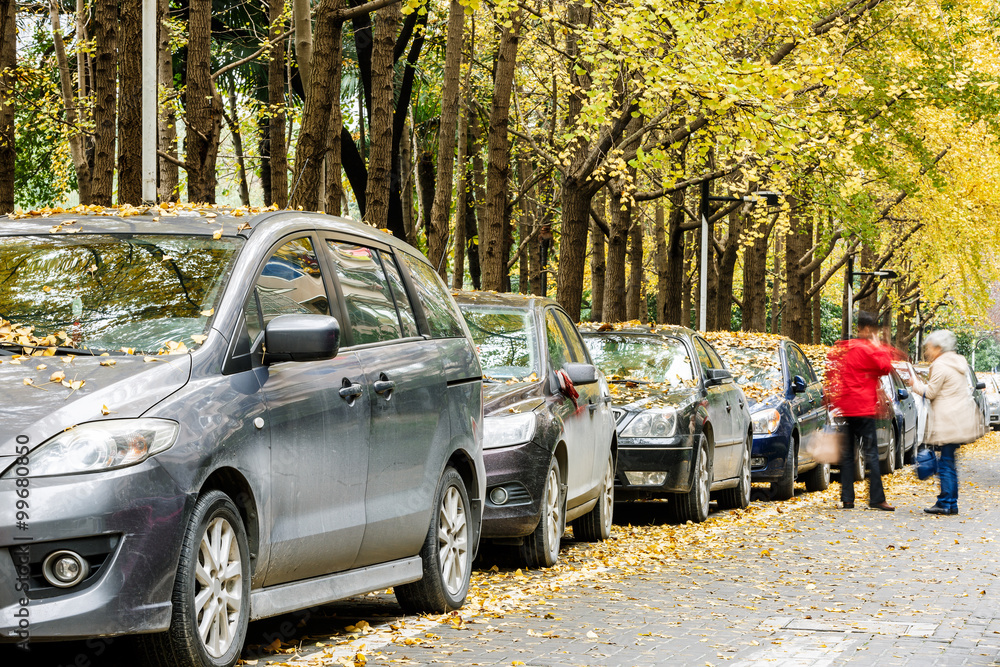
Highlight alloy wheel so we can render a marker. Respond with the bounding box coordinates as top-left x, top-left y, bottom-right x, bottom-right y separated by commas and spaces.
437, 485, 469, 597
600, 455, 614, 535
195, 517, 243, 659
696, 446, 710, 511
543, 466, 562, 554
